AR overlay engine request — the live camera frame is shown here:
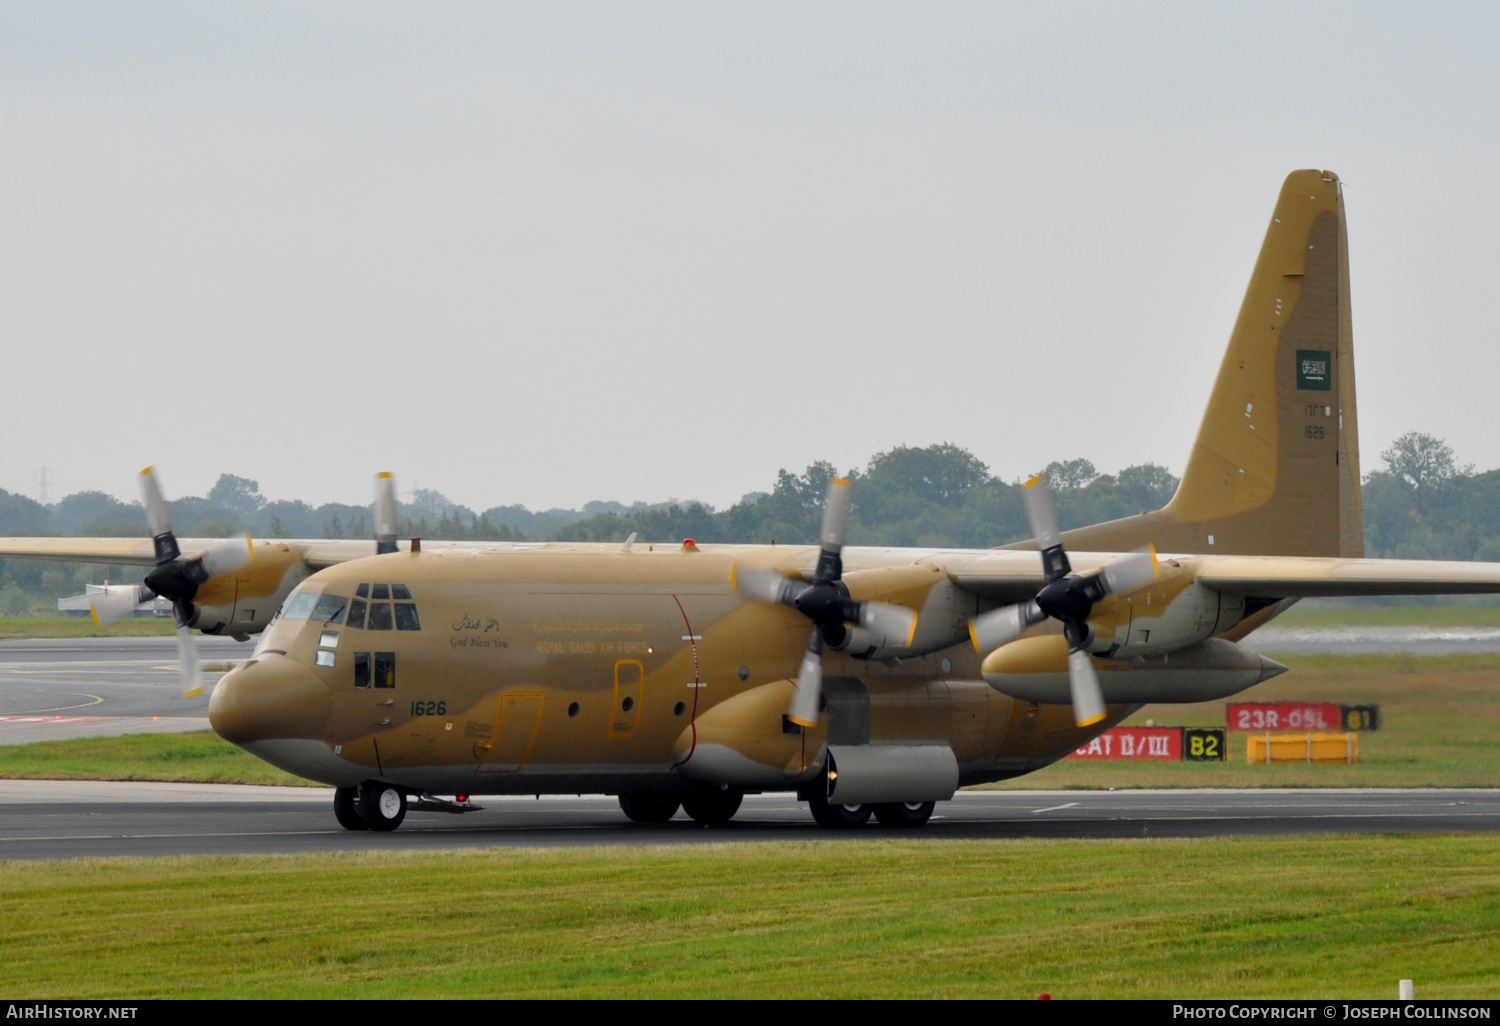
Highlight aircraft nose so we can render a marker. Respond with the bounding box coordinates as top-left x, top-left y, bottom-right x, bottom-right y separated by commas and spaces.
209, 654, 332, 745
